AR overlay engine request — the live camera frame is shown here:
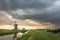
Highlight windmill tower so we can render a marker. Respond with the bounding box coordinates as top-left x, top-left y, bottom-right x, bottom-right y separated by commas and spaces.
14, 21, 18, 30
13, 21, 18, 40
